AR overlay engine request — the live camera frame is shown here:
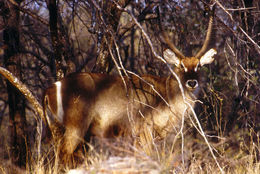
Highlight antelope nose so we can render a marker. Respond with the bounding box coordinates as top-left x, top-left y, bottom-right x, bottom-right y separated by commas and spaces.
186, 80, 198, 89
